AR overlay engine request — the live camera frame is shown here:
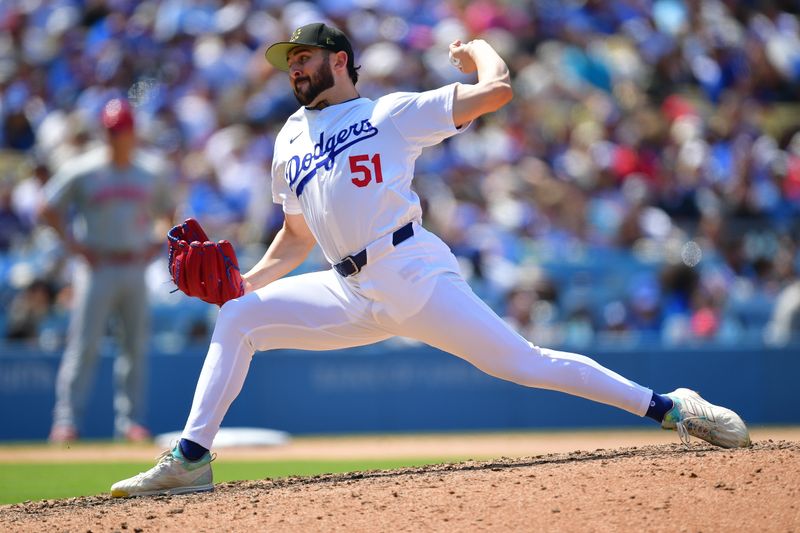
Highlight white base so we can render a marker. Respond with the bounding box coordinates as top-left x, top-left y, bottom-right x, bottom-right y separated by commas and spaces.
155, 427, 291, 449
